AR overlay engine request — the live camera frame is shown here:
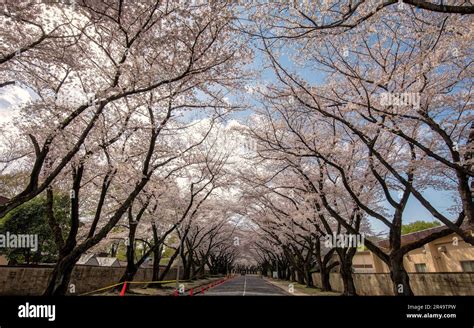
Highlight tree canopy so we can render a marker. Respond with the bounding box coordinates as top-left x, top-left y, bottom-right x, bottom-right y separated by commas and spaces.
401, 221, 442, 235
